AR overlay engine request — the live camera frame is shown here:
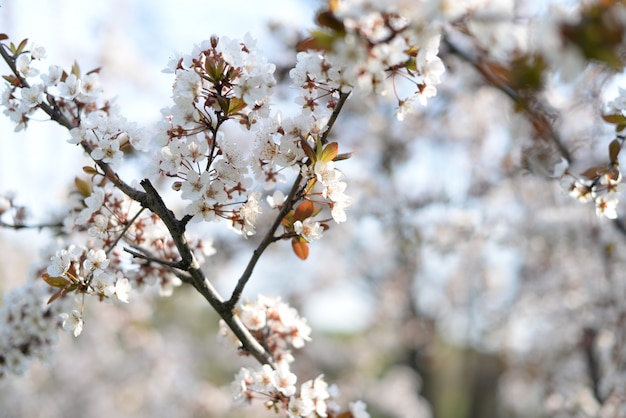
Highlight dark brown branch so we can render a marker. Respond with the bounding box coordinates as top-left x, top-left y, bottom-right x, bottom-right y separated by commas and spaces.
106, 207, 146, 256
124, 247, 188, 270
139, 179, 272, 365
